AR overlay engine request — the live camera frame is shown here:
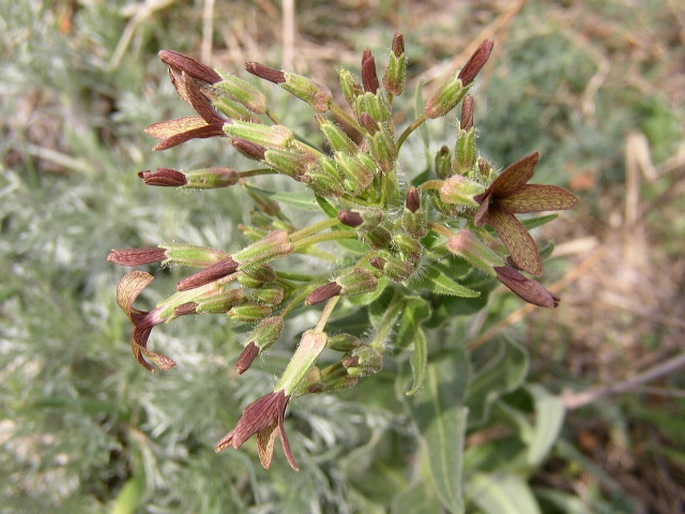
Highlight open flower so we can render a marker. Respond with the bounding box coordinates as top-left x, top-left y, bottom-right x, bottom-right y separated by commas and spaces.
146, 50, 227, 151
474, 152, 578, 275
215, 389, 298, 470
